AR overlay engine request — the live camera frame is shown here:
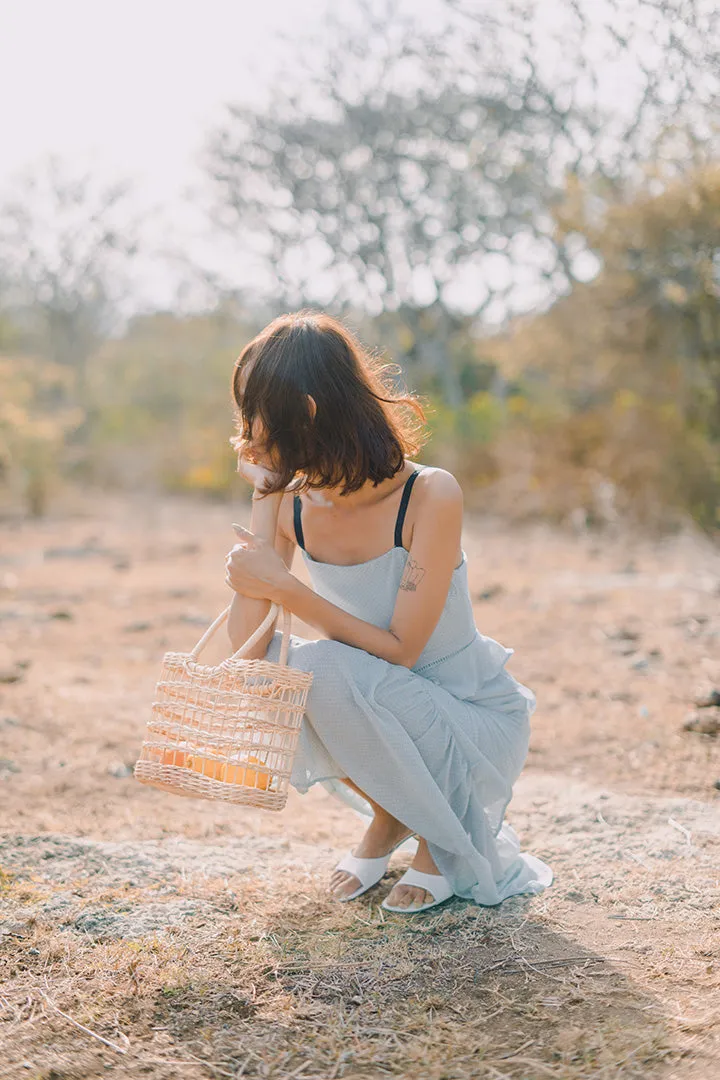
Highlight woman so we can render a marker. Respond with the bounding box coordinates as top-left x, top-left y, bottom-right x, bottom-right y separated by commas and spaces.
224, 310, 553, 913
